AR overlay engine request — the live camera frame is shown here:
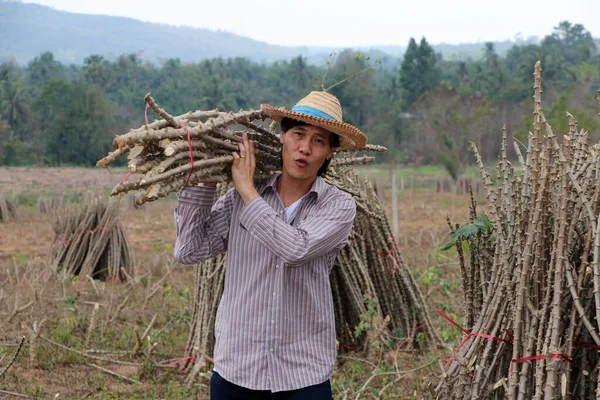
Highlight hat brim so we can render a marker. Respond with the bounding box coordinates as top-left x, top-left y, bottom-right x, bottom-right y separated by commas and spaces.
261, 104, 367, 151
